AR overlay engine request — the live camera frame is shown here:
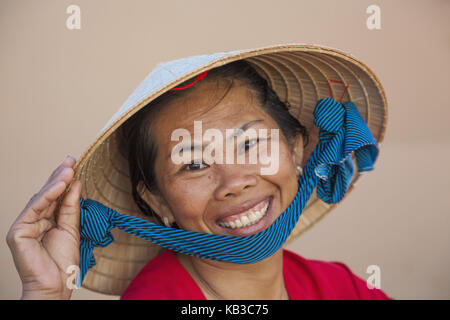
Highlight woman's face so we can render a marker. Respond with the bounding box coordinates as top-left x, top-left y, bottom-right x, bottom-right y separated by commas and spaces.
143, 78, 304, 237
